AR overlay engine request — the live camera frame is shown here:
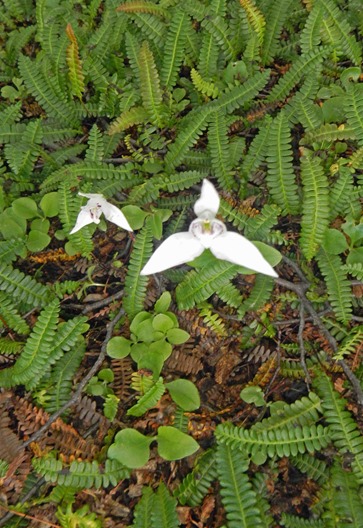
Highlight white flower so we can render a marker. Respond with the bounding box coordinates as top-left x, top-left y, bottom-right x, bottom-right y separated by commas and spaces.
70, 193, 133, 234
140, 179, 278, 277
